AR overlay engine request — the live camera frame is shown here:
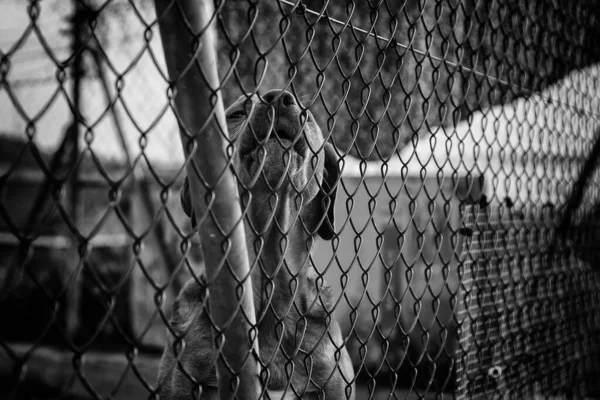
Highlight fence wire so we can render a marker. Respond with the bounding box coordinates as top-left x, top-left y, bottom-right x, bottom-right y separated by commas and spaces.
1, 0, 600, 399
457, 204, 600, 399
